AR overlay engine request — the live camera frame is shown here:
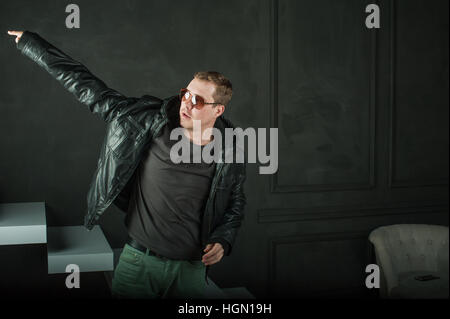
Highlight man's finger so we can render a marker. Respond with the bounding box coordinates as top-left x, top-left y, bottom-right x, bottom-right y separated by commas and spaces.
203, 248, 217, 259
203, 251, 222, 262
203, 250, 224, 265
203, 244, 221, 257
203, 244, 224, 260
